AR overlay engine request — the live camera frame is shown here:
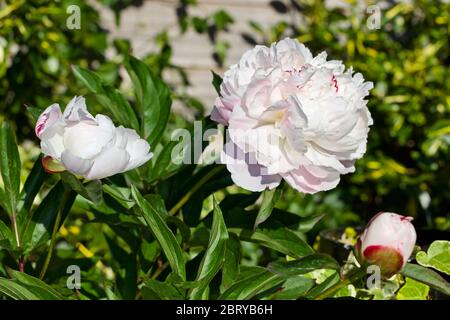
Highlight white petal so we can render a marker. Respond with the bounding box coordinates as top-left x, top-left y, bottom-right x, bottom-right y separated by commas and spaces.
41, 130, 65, 160
63, 96, 95, 123
282, 165, 340, 194
120, 128, 153, 171
61, 150, 94, 176
85, 146, 130, 180
221, 142, 281, 192
63, 120, 114, 159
